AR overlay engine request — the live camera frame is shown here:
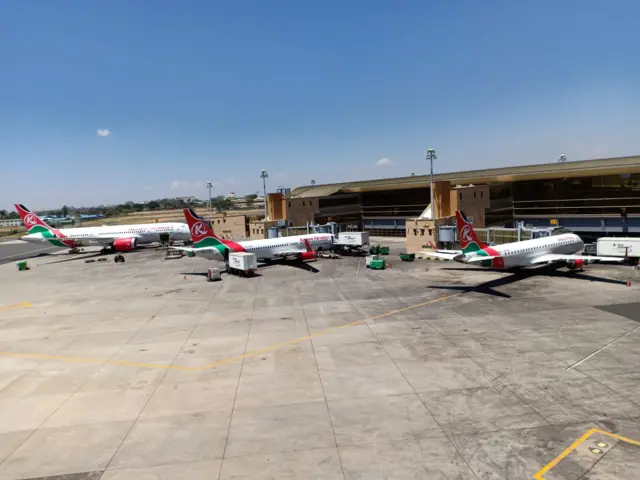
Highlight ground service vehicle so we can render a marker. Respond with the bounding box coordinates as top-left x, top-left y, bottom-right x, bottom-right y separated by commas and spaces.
227, 252, 258, 276
596, 237, 640, 260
